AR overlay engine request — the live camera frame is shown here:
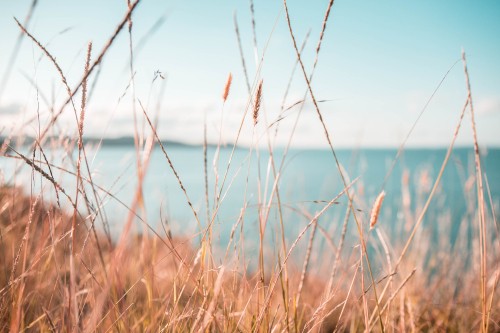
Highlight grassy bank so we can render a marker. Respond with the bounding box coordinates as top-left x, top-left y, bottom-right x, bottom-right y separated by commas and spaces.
0, 182, 498, 332
0, 157, 499, 333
